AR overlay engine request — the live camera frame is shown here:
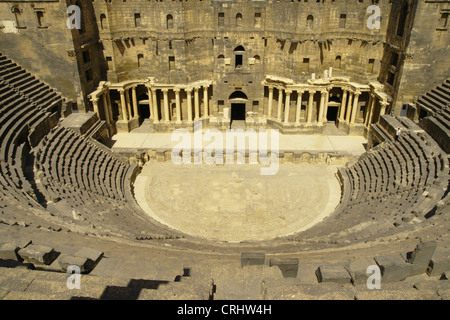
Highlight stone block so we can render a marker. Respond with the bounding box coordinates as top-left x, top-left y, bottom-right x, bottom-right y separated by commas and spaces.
407, 241, 437, 276
315, 265, 352, 284
0, 243, 21, 261
427, 247, 450, 277
0, 240, 31, 262
241, 252, 265, 267
18, 244, 58, 266
58, 255, 93, 273
74, 247, 104, 265
268, 258, 299, 278
375, 254, 413, 282
58, 247, 104, 273
346, 258, 378, 283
